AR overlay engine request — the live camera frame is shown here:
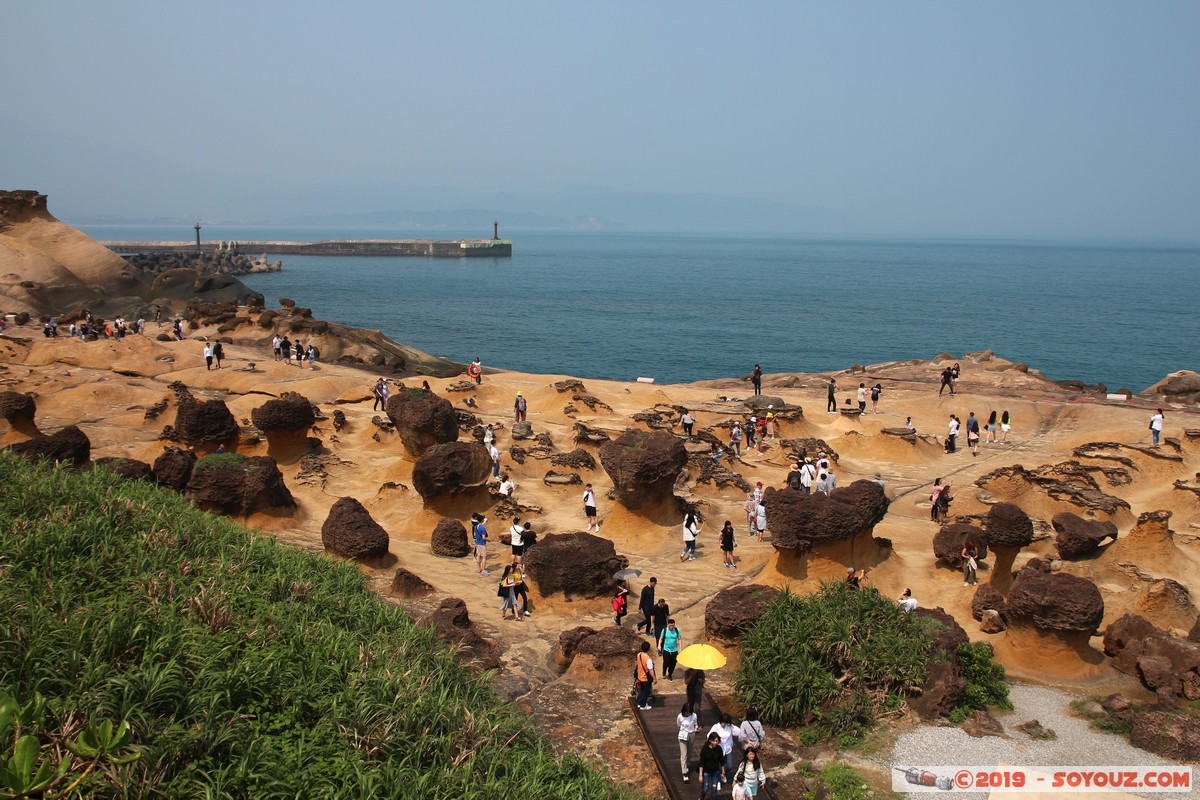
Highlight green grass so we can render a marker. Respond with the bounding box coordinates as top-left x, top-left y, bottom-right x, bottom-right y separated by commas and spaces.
0, 452, 642, 799
193, 452, 246, 471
